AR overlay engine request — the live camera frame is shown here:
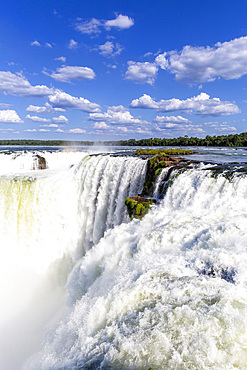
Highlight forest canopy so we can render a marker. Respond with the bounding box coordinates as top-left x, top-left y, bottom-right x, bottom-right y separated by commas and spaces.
0, 132, 247, 147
